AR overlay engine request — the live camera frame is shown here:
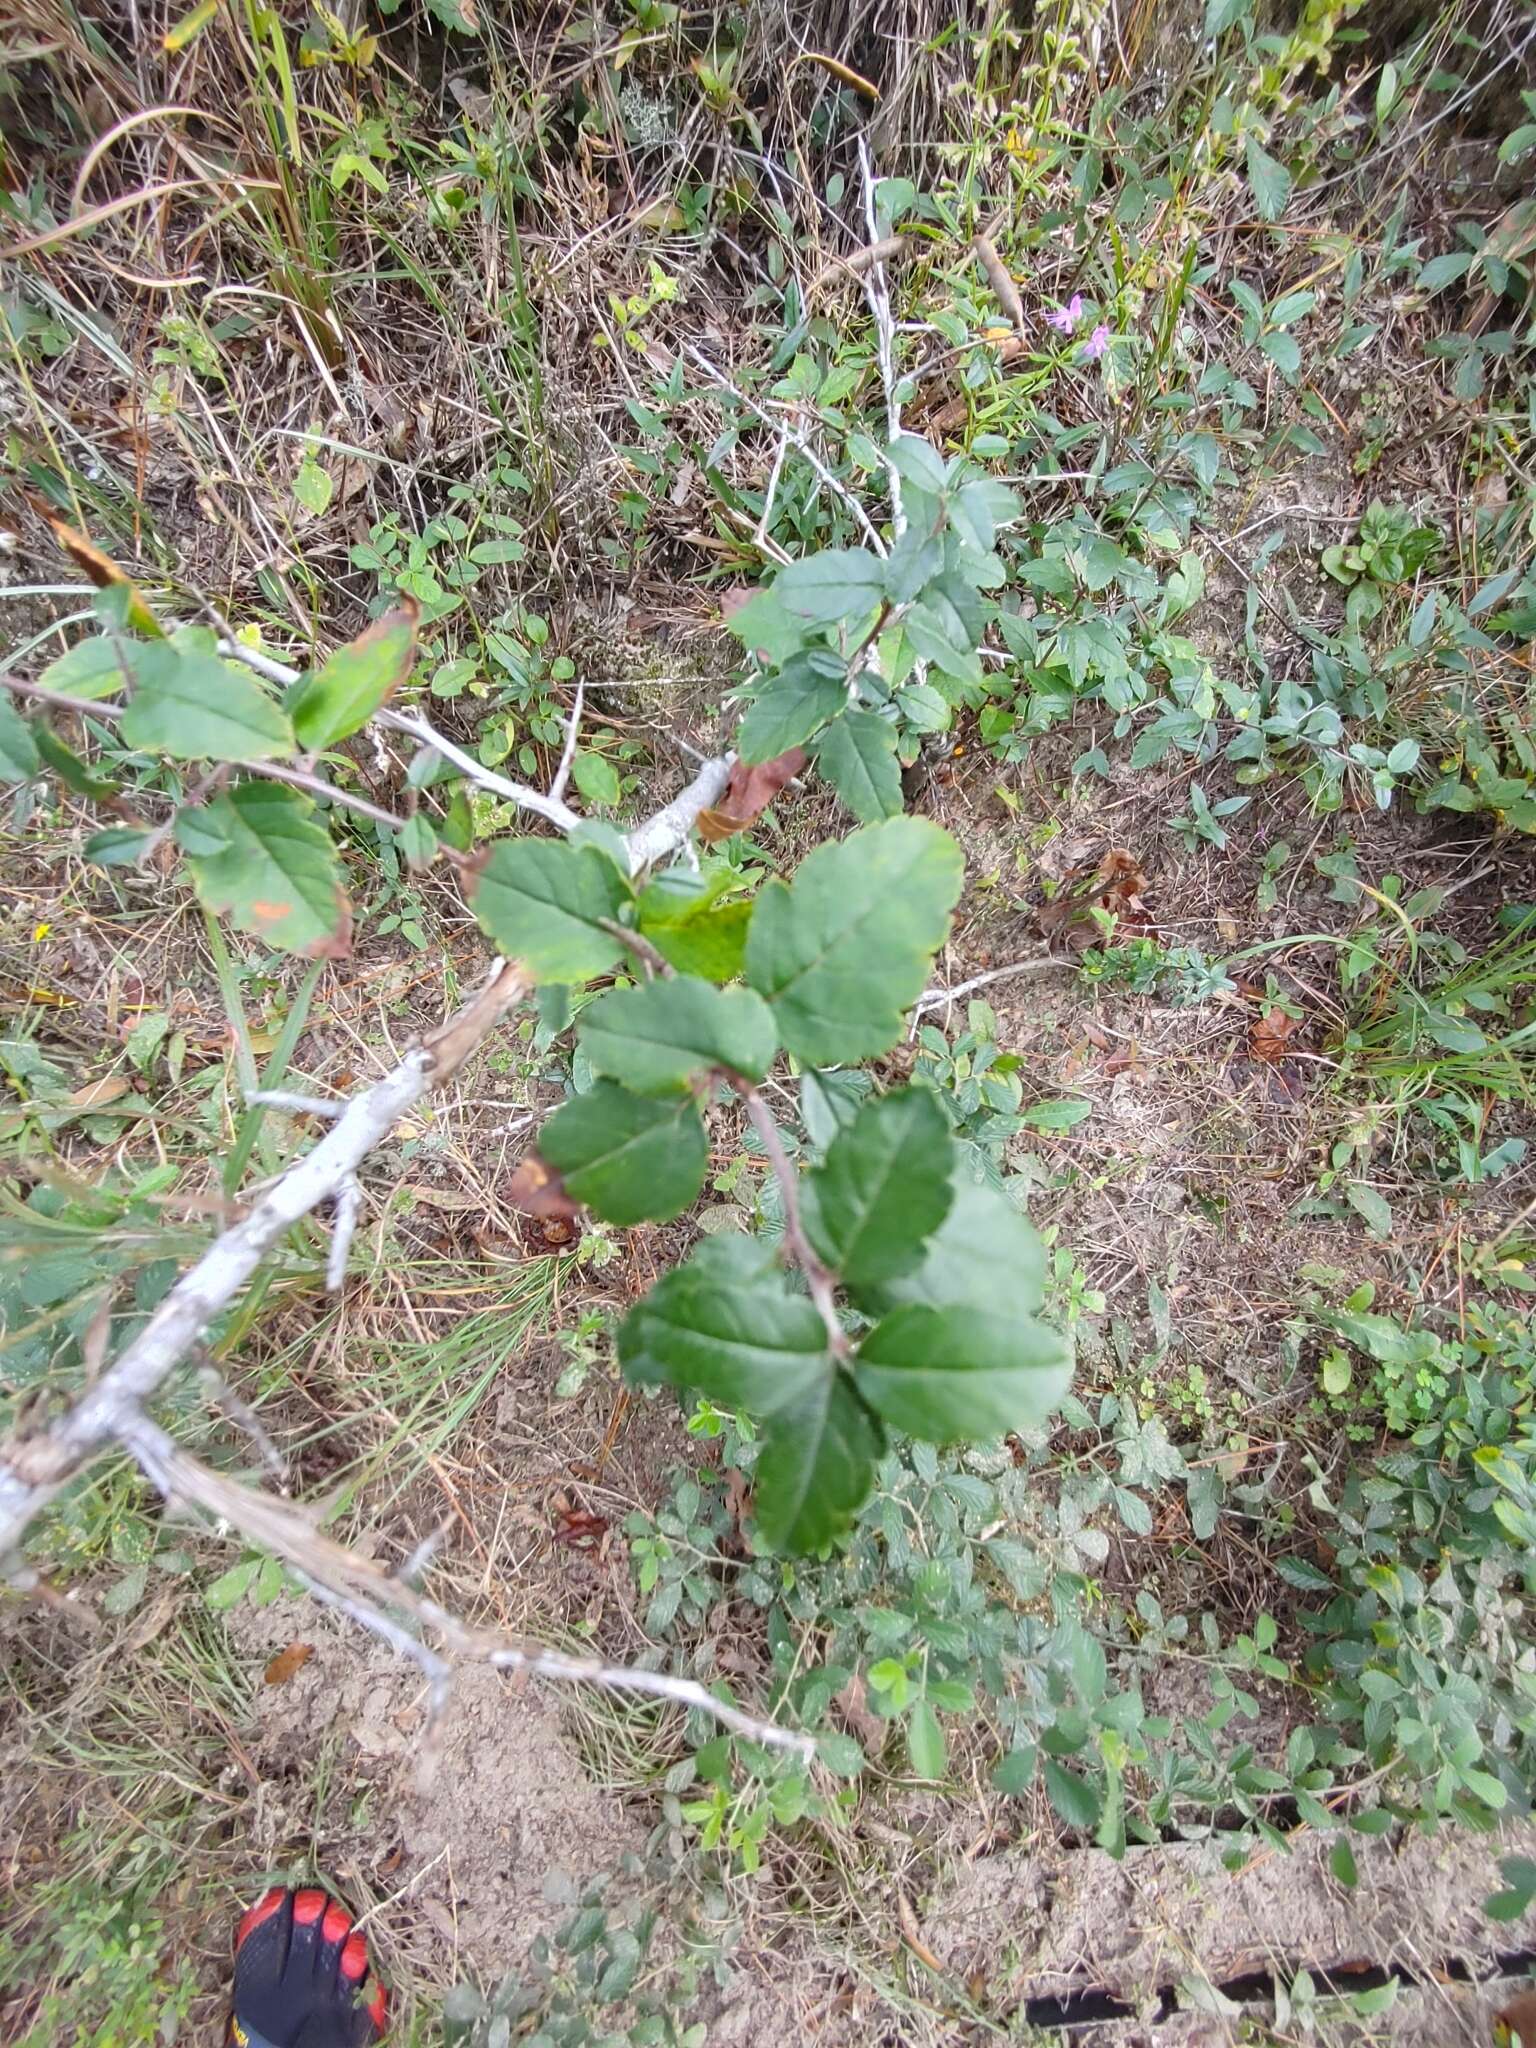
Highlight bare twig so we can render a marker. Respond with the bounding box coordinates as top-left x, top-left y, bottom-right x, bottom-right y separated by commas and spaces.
0, 959, 532, 1554
739, 1088, 847, 1360
116, 1411, 814, 1757
682, 342, 886, 556
548, 680, 585, 805
247, 1090, 344, 1118
326, 1173, 363, 1293
910, 955, 1069, 1028
857, 138, 906, 537
377, 707, 584, 835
